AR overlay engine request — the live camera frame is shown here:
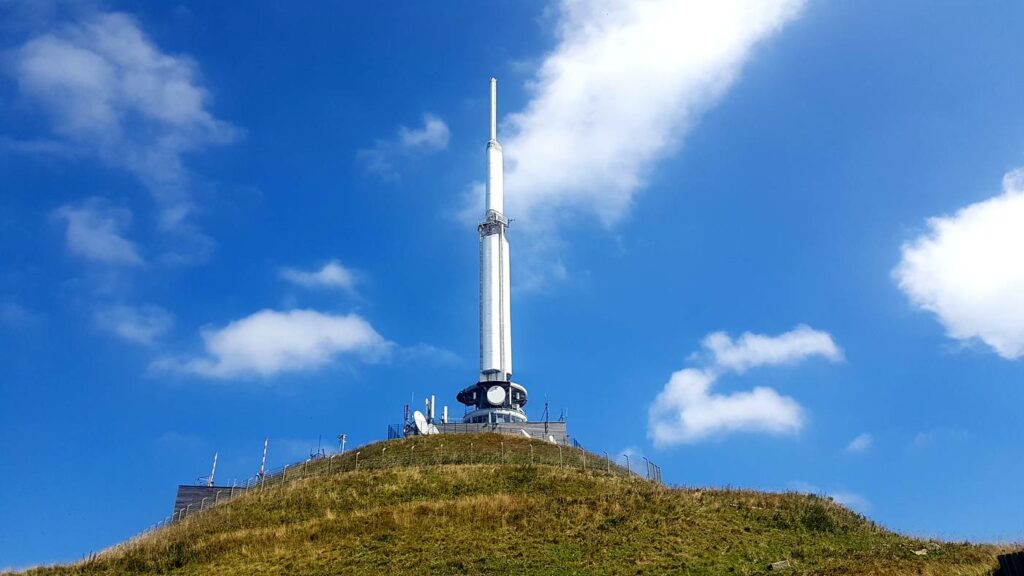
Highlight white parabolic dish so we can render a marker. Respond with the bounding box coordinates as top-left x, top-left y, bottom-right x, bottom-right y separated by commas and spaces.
413, 410, 428, 434
486, 385, 506, 406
